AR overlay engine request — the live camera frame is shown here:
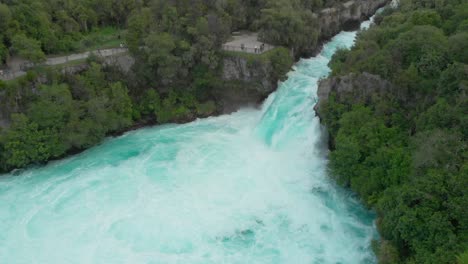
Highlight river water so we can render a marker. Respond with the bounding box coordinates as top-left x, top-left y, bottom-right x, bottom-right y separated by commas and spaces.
0, 19, 378, 264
